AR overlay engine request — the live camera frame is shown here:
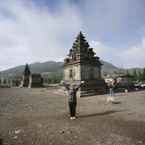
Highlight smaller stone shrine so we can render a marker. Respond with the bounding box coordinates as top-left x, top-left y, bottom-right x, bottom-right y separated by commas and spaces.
64, 32, 106, 97
20, 64, 43, 88
30, 74, 43, 88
